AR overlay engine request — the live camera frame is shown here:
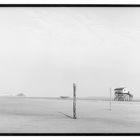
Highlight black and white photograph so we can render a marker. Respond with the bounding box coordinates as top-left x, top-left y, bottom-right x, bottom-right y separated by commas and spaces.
0, 4, 139, 135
